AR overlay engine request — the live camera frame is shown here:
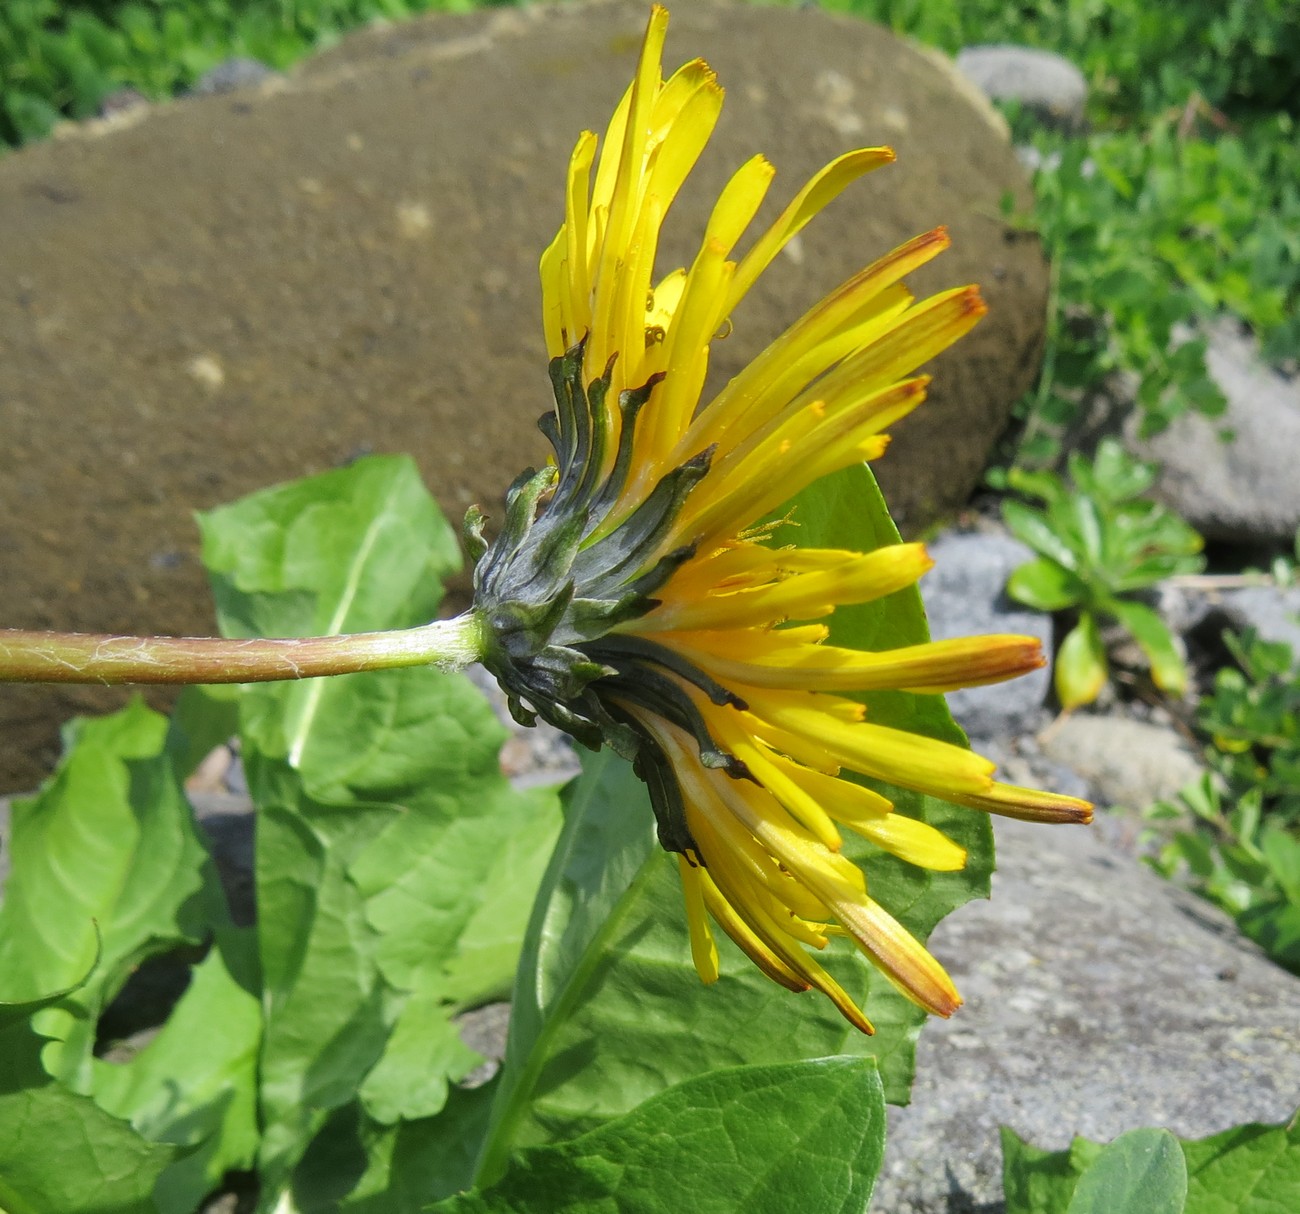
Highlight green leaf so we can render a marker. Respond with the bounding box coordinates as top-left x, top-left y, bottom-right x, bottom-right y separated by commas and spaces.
1004, 1114, 1300, 1214
247, 759, 400, 1200
0, 699, 225, 1089
1106, 598, 1188, 695
358, 992, 483, 1126
1182, 1112, 1300, 1213
433, 1057, 885, 1214
1006, 466, 1069, 507
347, 739, 564, 1014
1002, 499, 1082, 570
1002, 1126, 1103, 1214
1076, 438, 1156, 504
197, 456, 563, 1204
1055, 613, 1109, 709
1067, 1128, 1187, 1214
240, 664, 560, 1198
199, 452, 459, 641
0, 1073, 179, 1214
471, 463, 993, 1182
339, 1083, 501, 1213
1008, 557, 1088, 612
0, 998, 178, 1214
91, 932, 262, 1214
1063, 493, 1107, 569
